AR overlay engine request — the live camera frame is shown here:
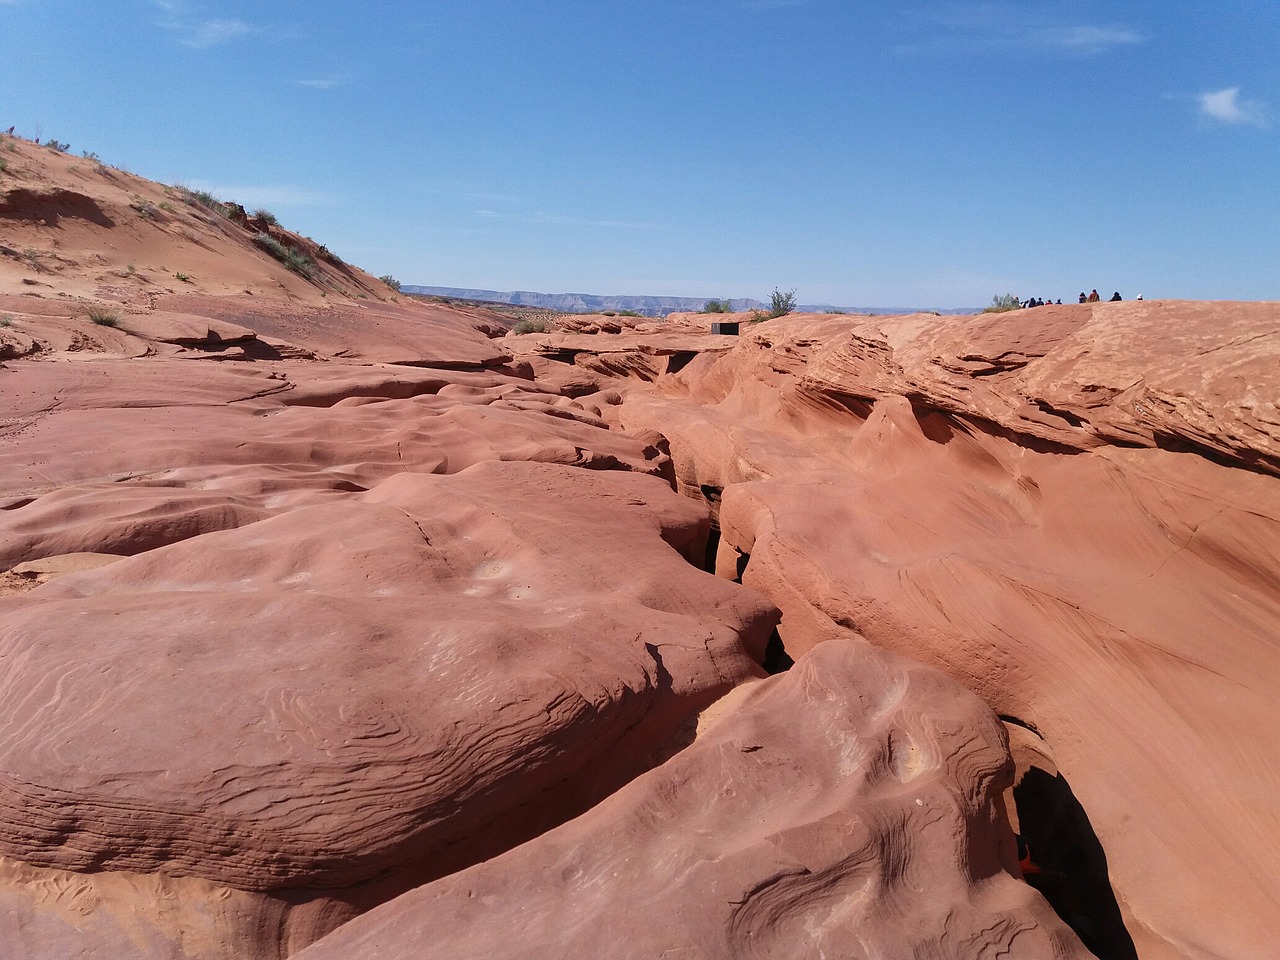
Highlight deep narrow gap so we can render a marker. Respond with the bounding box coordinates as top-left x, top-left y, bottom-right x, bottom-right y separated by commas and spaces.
694, 483, 792, 675
1010, 756, 1138, 958
761, 628, 794, 674
701, 524, 721, 575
